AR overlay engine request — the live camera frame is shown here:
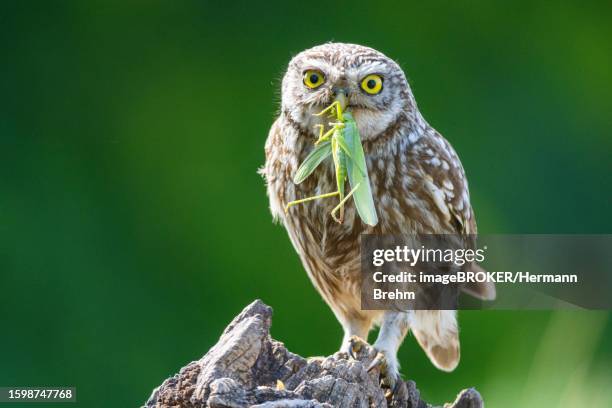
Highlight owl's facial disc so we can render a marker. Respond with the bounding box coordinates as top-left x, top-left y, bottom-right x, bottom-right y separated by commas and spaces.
282, 43, 412, 143
293, 69, 399, 141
